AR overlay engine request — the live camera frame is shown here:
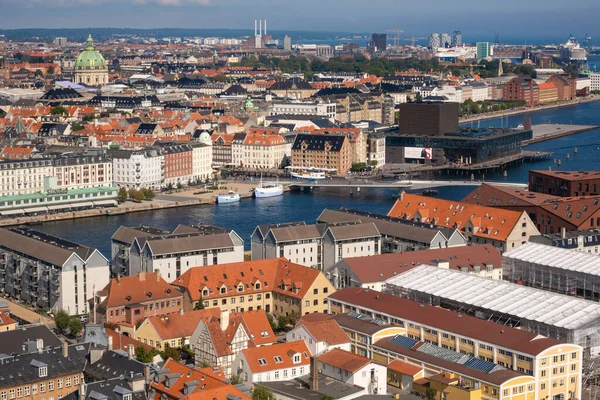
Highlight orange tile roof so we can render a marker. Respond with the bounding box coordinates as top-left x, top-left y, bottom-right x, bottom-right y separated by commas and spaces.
98, 272, 182, 310
387, 359, 423, 376
172, 258, 324, 303
227, 310, 276, 347
241, 340, 310, 373
0, 146, 35, 160
106, 328, 153, 352
180, 386, 250, 400
0, 313, 17, 326
317, 348, 371, 373
146, 309, 220, 340
243, 133, 286, 146
296, 320, 349, 345
388, 193, 526, 241
151, 358, 228, 400
538, 82, 557, 90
